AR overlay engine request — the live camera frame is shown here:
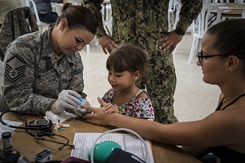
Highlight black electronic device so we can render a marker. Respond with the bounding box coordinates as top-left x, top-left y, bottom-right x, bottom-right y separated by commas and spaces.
0, 110, 75, 150
28, 119, 52, 130
0, 111, 52, 130
35, 149, 52, 162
